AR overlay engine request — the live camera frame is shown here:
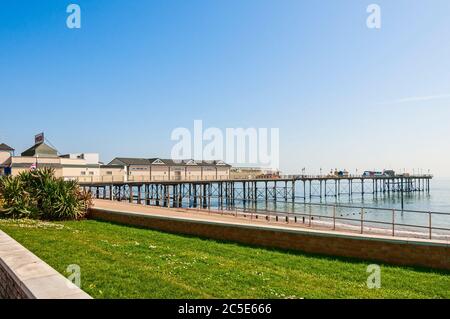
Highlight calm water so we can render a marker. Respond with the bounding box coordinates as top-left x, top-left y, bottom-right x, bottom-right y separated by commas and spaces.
311, 178, 450, 212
